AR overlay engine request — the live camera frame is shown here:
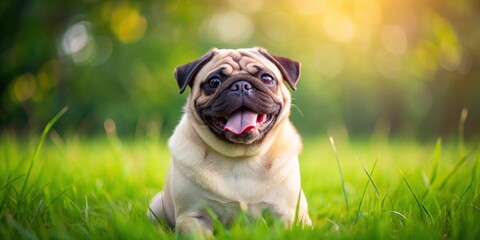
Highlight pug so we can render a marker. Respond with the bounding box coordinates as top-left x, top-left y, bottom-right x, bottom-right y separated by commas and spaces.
148, 47, 311, 237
